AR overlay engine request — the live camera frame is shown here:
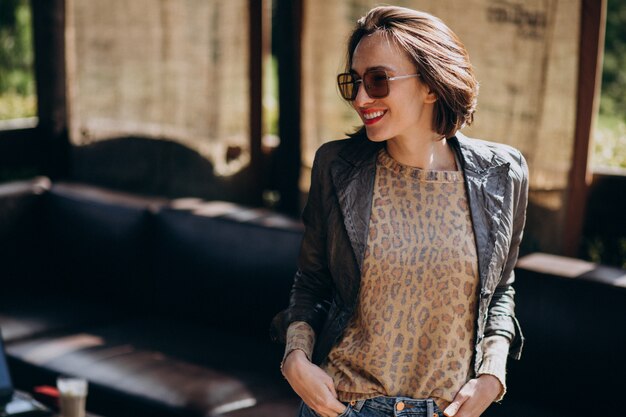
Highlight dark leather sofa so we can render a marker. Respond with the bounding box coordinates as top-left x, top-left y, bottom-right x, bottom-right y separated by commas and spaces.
1, 178, 625, 417
497, 253, 626, 417
0, 177, 303, 417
